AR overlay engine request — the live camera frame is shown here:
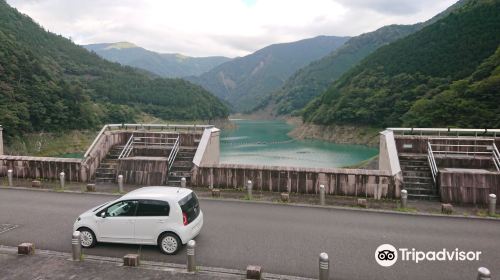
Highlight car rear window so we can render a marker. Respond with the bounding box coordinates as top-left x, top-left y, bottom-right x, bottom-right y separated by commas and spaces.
136, 200, 170, 216
178, 192, 200, 224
